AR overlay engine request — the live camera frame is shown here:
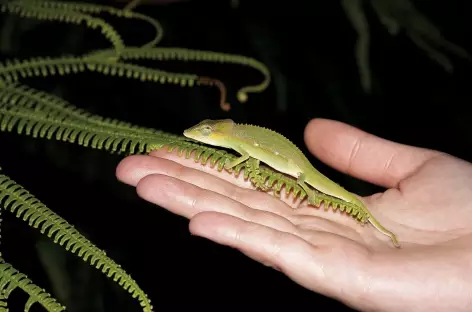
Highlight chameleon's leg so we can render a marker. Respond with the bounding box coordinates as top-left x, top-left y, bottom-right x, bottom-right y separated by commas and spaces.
296, 173, 317, 205
224, 152, 250, 171
245, 158, 270, 192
